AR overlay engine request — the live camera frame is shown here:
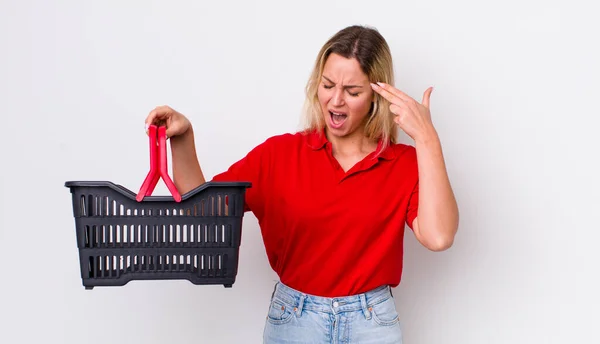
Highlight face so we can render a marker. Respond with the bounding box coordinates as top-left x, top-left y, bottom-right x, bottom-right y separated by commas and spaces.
317, 53, 374, 140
